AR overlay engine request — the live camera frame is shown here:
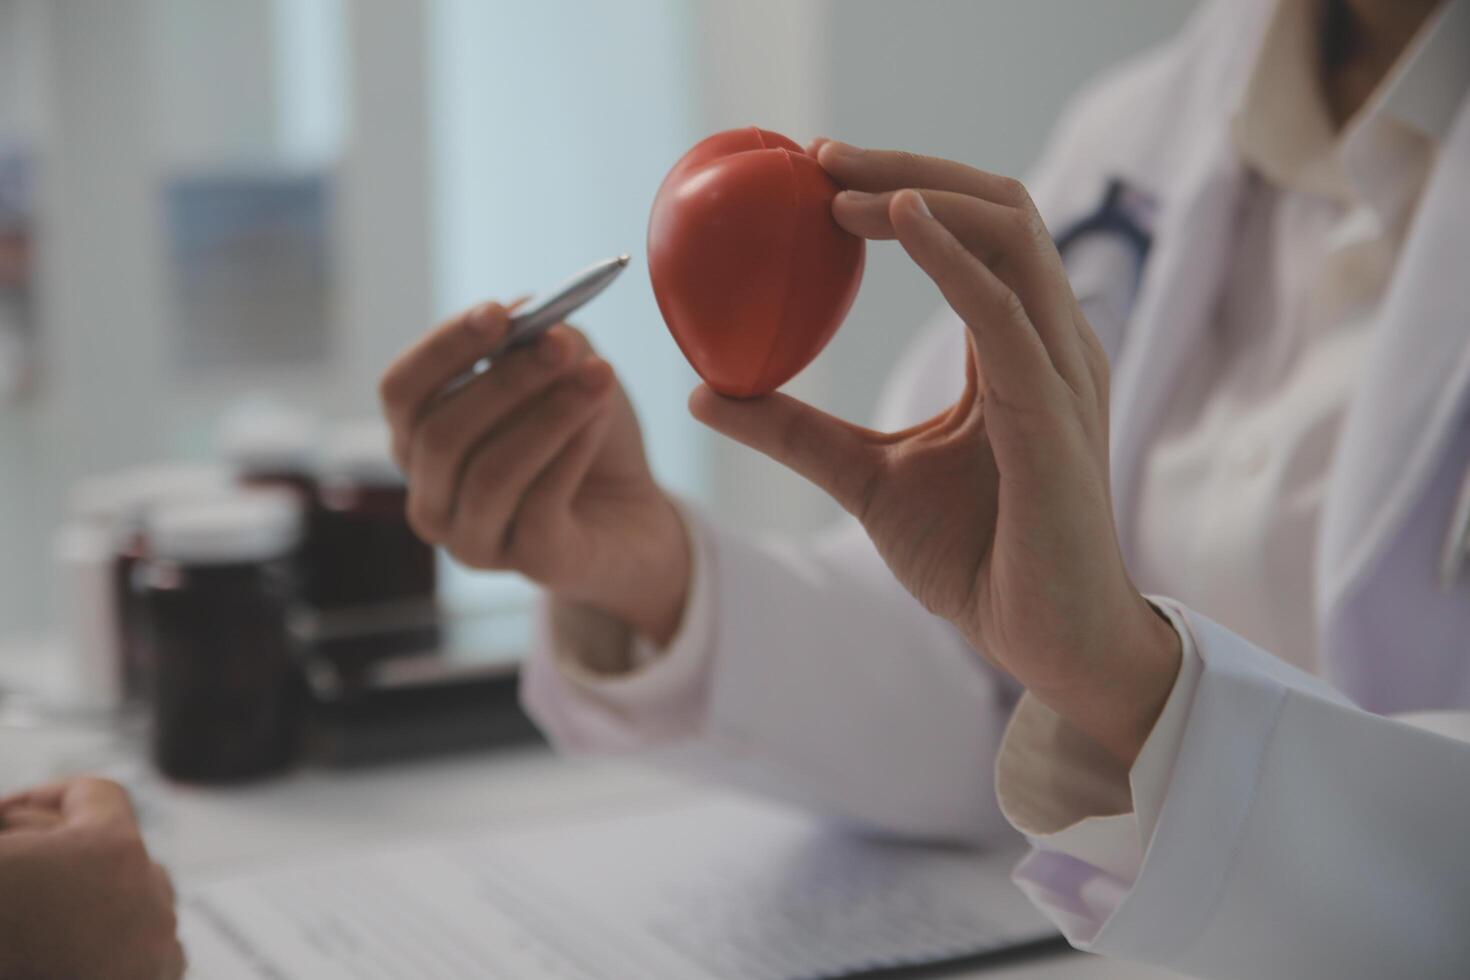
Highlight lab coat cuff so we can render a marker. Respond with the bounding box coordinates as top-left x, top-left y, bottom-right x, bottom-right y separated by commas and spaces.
995, 692, 1143, 939
554, 496, 715, 694
993, 694, 1134, 856
1047, 605, 1347, 962
998, 596, 1202, 941
521, 497, 717, 749
1129, 596, 1204, 841
995, 597, 1199, 835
